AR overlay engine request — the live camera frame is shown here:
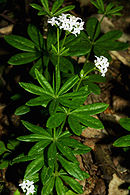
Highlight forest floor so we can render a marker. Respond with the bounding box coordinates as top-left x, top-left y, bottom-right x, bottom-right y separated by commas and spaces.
0, 0, 130, 194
